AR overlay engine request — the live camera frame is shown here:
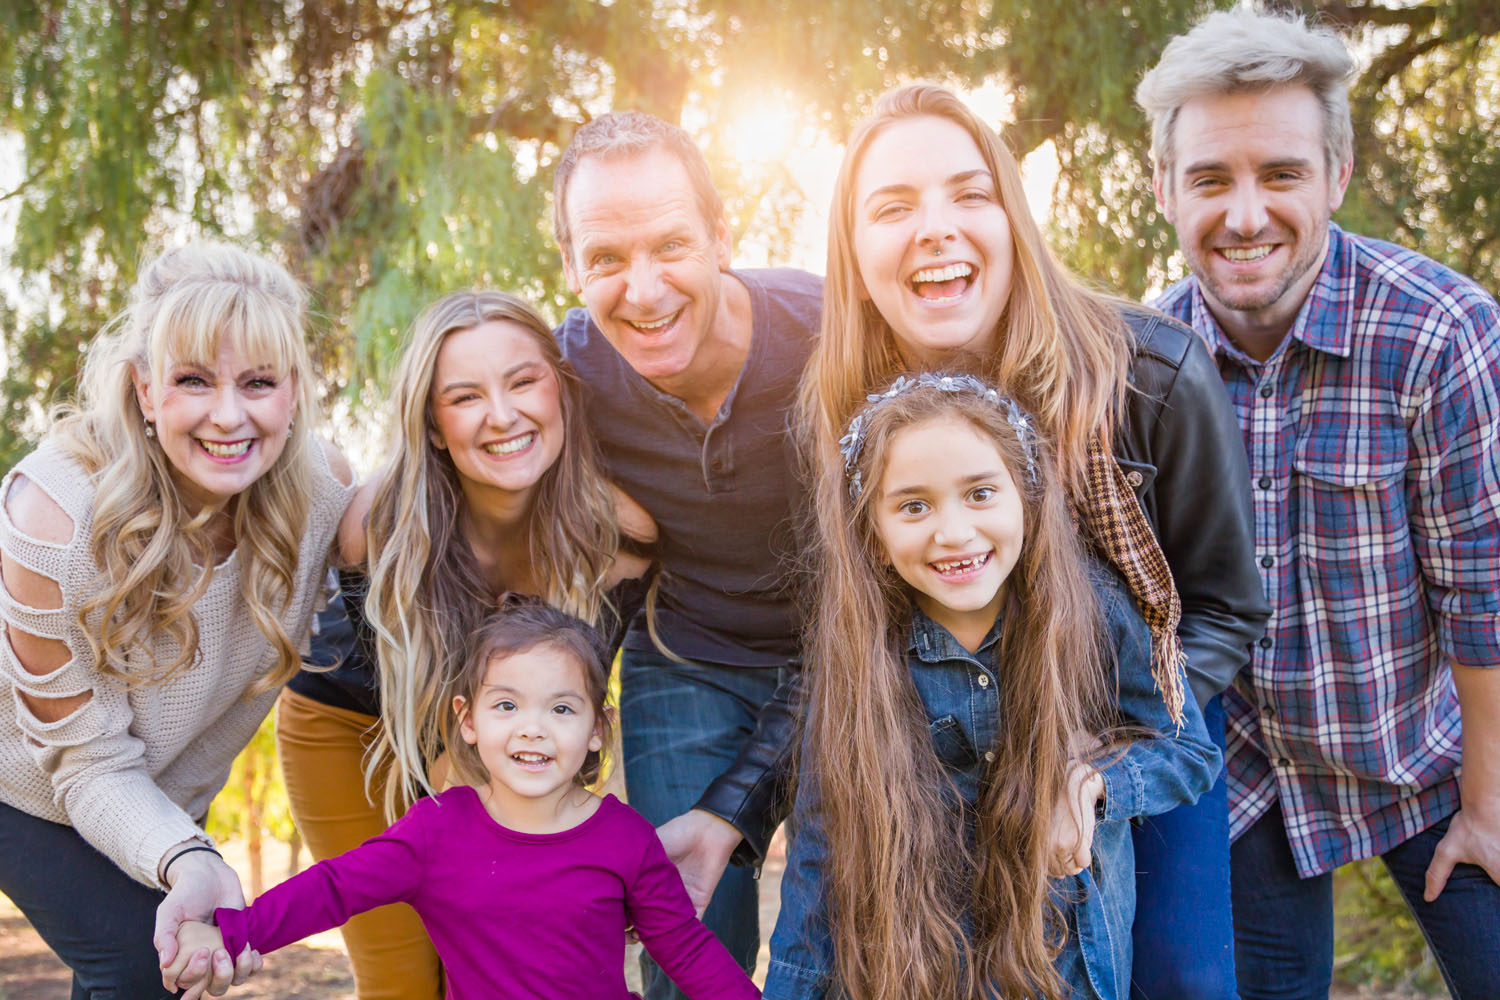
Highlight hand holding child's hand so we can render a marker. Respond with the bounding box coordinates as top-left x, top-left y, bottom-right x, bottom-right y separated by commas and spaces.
160, 919, 261, 1000
1046, 761, 1104, 878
